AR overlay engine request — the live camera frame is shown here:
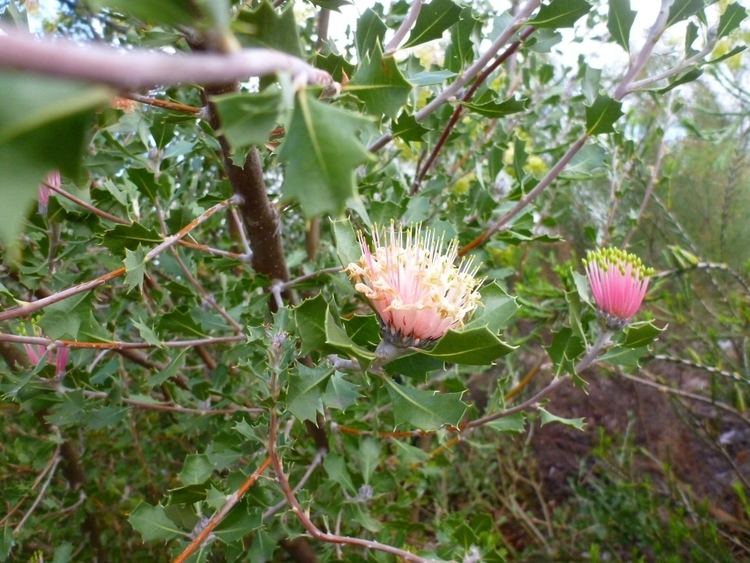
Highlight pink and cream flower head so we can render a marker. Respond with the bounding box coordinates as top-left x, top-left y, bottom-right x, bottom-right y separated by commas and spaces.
583, 247, 654, 328
38, 170, 60, 216
346, 224, 482, 347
